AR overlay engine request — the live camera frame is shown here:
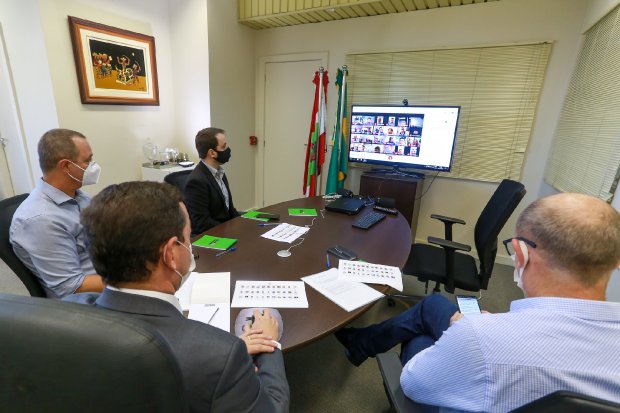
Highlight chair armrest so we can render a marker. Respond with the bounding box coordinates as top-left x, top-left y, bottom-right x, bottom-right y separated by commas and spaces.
430, 214, 466, 225
427, 236, 472, 252
376, 353, 439, 413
